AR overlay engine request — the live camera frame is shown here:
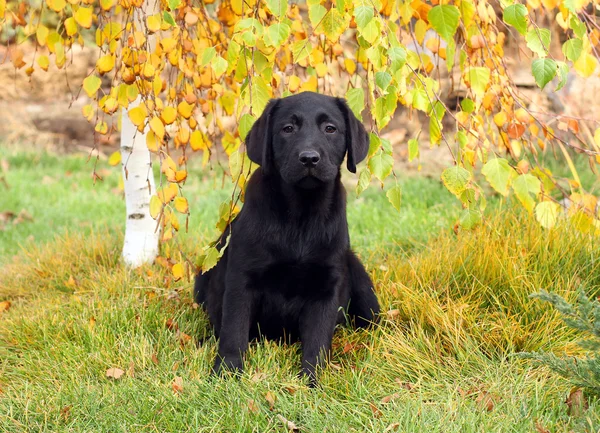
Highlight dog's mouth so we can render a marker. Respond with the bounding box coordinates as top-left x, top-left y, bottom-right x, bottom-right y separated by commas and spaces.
296, 171, 323, 189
